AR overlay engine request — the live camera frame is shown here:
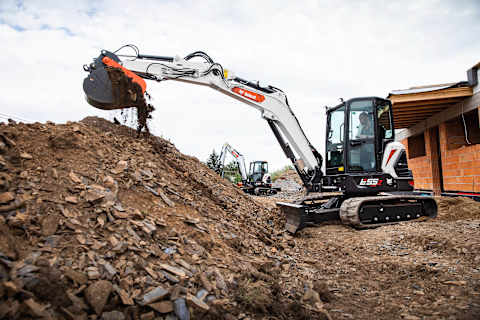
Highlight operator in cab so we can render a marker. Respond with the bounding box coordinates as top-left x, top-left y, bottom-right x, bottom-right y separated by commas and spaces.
357, 112, 374, 138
